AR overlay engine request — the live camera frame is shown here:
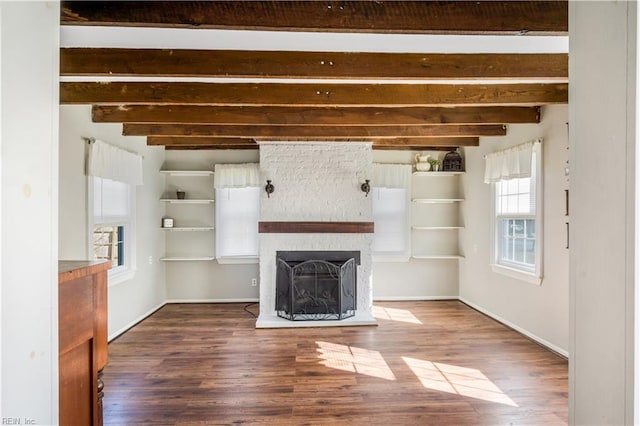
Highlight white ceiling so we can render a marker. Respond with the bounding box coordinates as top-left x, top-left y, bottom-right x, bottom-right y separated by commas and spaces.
61, 26, 568, 53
